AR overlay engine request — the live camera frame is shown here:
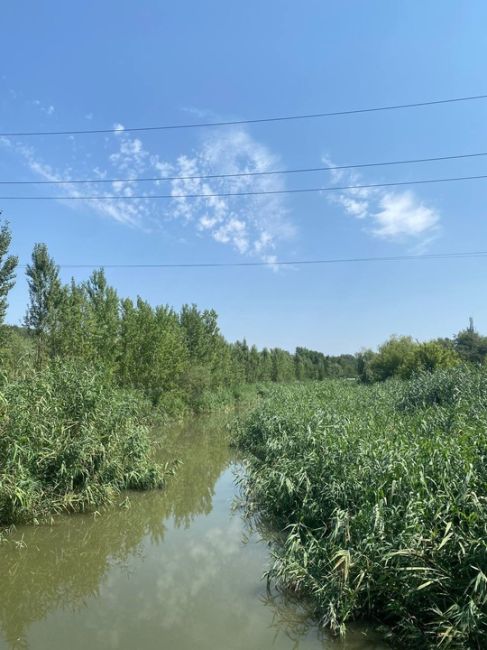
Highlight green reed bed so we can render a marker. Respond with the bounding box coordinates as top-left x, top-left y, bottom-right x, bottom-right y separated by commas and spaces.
235, 367, 487, 648
0, 361, 171, 527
